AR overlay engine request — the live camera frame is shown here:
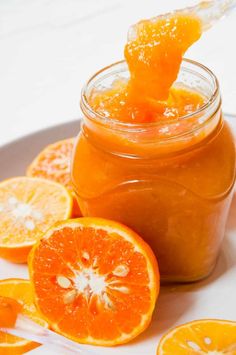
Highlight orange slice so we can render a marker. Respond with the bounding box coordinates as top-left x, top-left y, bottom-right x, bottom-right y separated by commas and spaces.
0, 296, 22, 328
157, 319, 236, 354
26, 138, 81, 217
0, 176, 72, 263
0, 278, 48, 355
29, 217, 159, 346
